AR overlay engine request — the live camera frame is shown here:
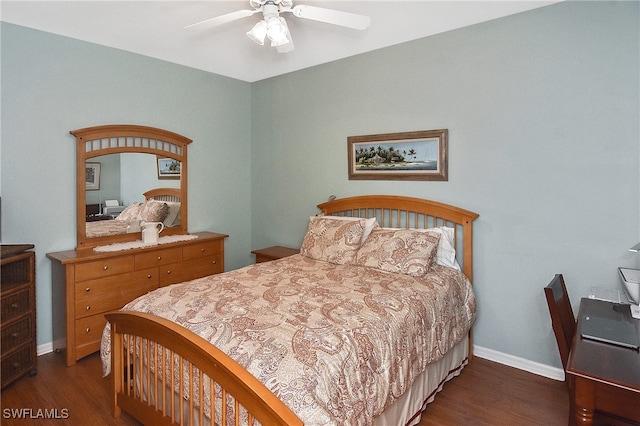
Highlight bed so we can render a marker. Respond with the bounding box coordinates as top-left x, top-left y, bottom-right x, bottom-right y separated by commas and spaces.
85, 188, 182, 239
101, 195, 479, 426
